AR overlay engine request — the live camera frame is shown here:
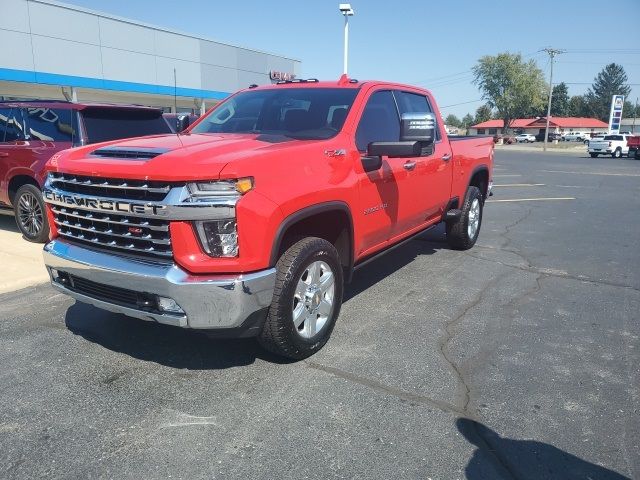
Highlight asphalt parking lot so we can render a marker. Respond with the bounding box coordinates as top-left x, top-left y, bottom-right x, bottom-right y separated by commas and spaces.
0, 150, 638, 479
